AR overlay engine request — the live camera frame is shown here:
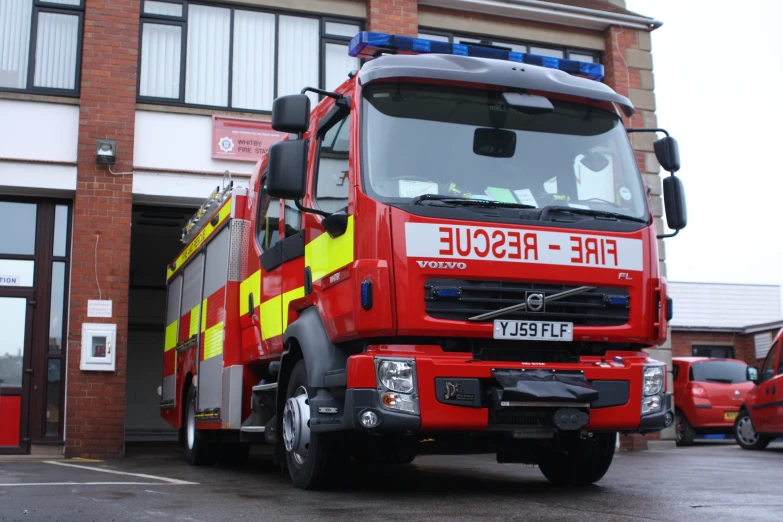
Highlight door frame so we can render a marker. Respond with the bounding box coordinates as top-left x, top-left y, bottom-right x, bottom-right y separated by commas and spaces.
0, 289, 36, 454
